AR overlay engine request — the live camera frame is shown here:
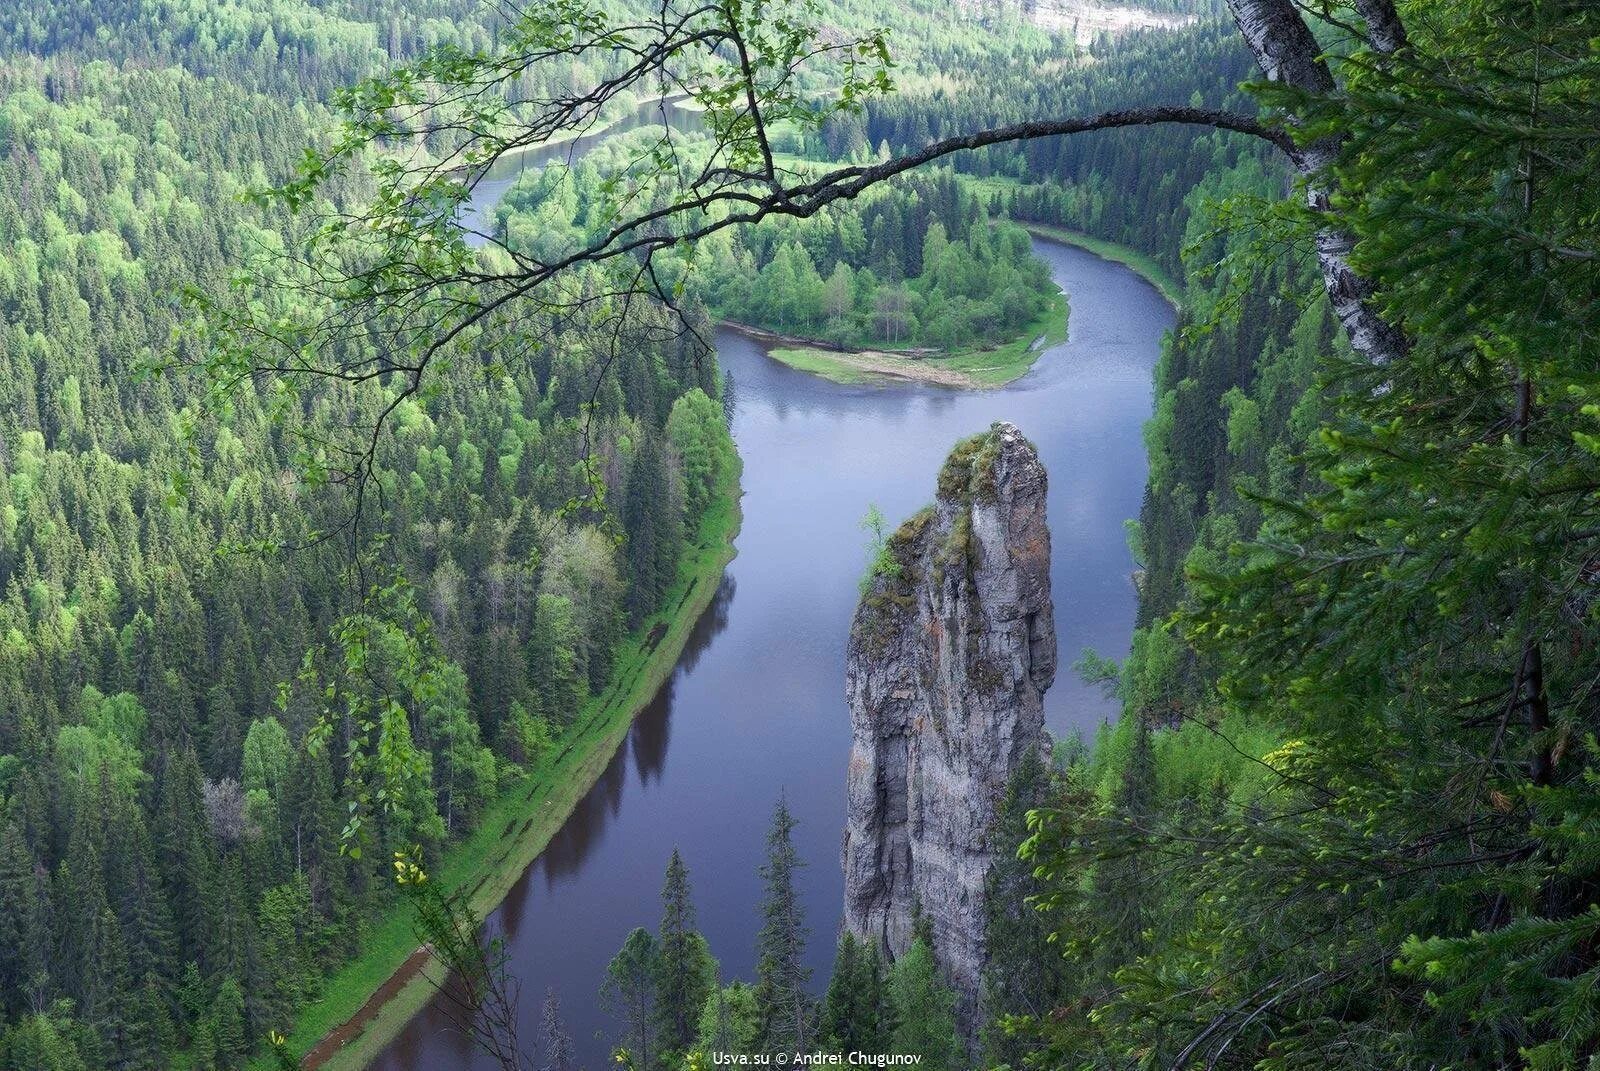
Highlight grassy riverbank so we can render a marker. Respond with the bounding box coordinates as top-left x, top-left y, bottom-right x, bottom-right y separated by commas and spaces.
260, 461, 743, 1071
763, 285, 1070, 389
1019, 223, 1183, 308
